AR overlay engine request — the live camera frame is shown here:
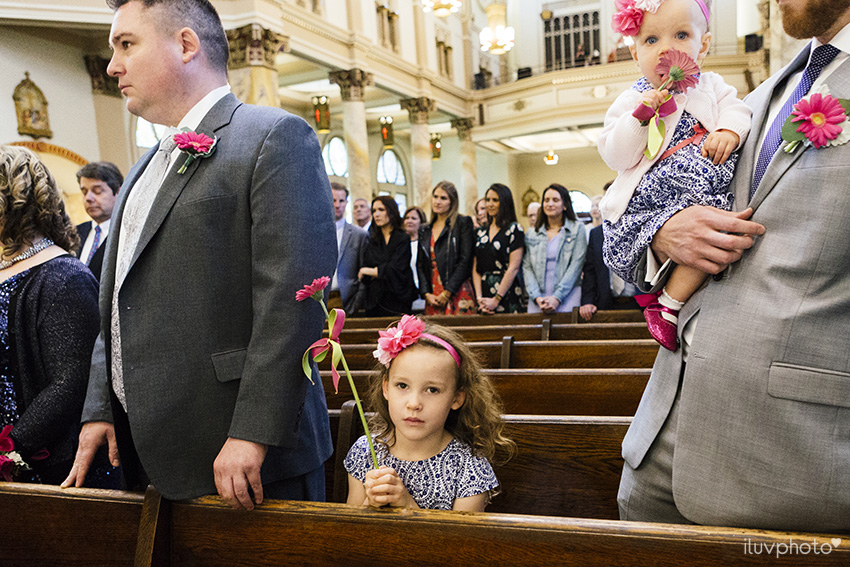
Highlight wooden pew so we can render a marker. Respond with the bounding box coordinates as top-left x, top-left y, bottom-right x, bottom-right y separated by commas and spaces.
319, 339, 659, 371
330, 401, 630, 520
0, 483, 145, 566
335, 322, 651, 343
343, 310, 644, 331
572, 307, 645, 324
321, 368, 650, 416
4, 482, 848, 566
